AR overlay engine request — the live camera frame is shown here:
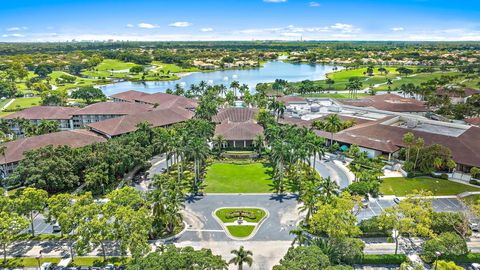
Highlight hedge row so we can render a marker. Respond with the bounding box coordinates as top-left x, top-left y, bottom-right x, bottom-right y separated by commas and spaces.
355, 254, 407, 265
